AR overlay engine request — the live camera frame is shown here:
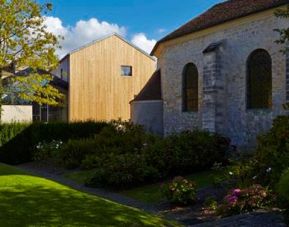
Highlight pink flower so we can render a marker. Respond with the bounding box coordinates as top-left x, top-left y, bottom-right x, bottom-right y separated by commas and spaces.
232, 189, 241, 196
225, 195, 238, 205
